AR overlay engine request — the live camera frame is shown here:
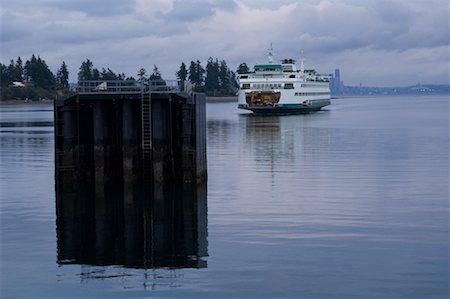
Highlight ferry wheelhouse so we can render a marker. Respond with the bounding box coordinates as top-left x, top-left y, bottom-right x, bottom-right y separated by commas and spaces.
237, 51, 331, 114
